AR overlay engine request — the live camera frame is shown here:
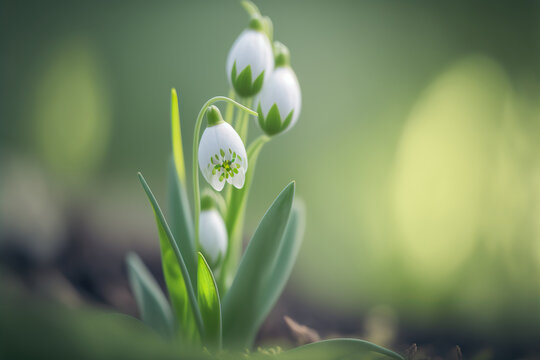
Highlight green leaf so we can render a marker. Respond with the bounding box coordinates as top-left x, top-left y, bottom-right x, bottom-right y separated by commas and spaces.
168, 88, 198, 341
138, 172, 205, 339
197, 252, 222, 350
171, 88, 186, 184
275, 339, 405, 360
125, 252, 174, 339
222, 182, 295, 348
167, 159, 198, 338
220, 135, 269, 292
256, 201, 305, 327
